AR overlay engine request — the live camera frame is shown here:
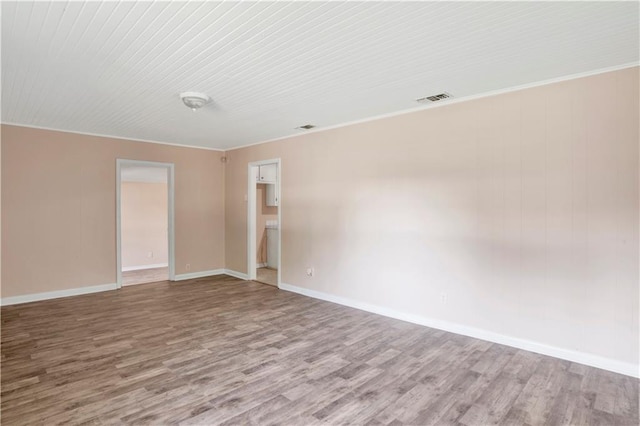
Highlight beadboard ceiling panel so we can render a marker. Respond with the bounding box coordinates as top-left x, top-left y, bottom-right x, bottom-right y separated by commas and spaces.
2, 1, 638, 150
